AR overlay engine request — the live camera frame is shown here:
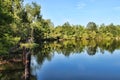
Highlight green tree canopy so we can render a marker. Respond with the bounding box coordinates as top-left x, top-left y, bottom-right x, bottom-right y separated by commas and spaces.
86, 22, 97, 31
